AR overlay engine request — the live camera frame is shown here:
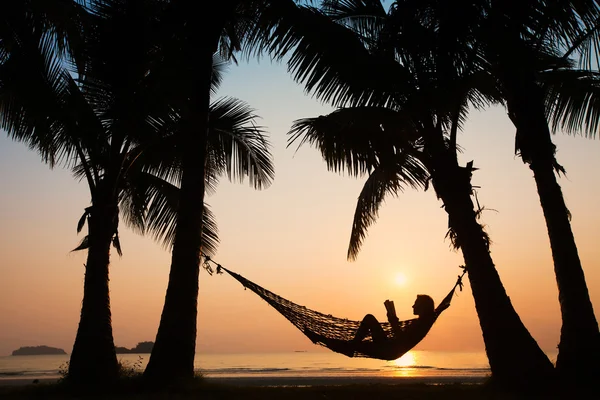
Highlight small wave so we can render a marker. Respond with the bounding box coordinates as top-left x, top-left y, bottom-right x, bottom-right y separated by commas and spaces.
0, 370, 58, 377
0, 371, 26, 377
199, 367, 291, 374
384, 364, 436, 370
436, 367, 490, 371
383, 364, 490, 372
317, 367, 379, 372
